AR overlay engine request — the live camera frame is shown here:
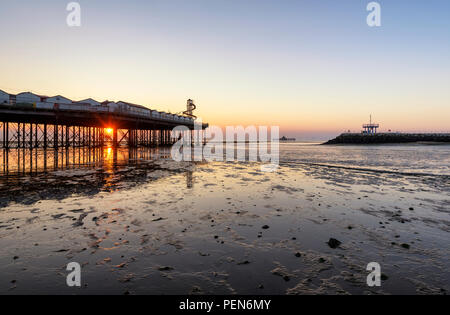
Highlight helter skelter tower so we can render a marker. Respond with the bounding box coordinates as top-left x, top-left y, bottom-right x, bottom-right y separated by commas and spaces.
182, 99, 202, 145
183, 99, 197, 119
